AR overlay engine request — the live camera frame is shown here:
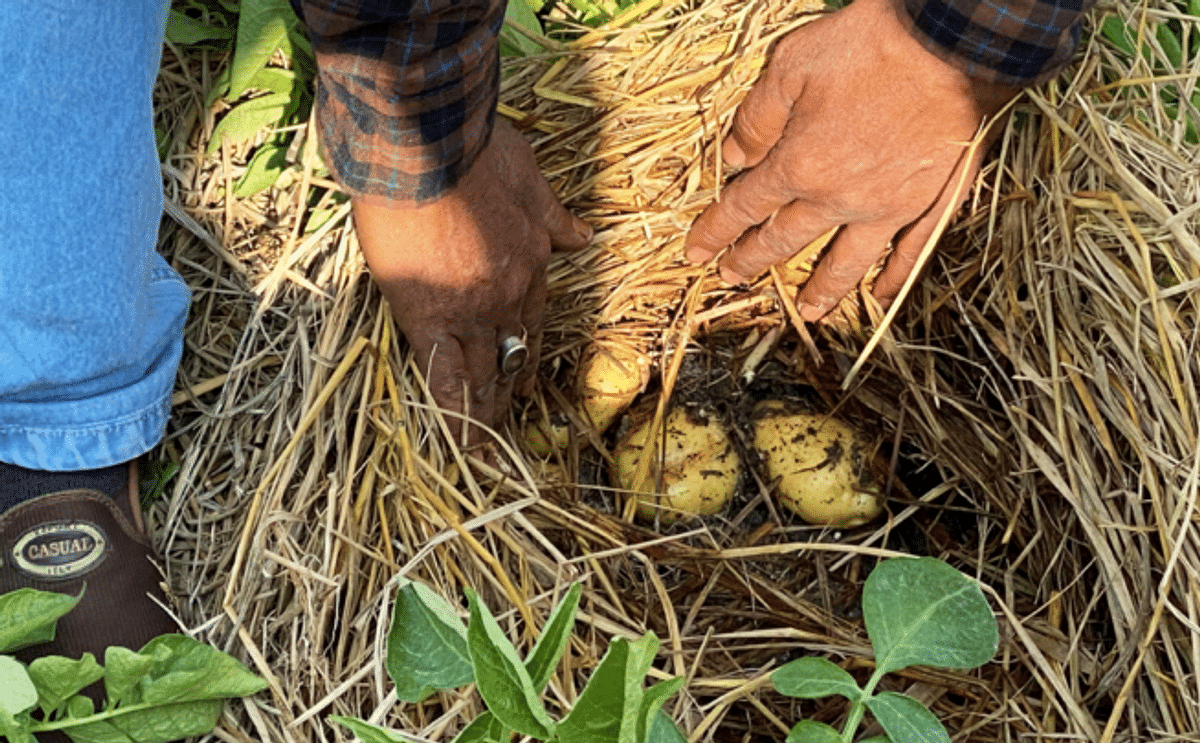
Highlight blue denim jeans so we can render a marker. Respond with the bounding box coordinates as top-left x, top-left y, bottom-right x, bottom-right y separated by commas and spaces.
0, 0, 187, 471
